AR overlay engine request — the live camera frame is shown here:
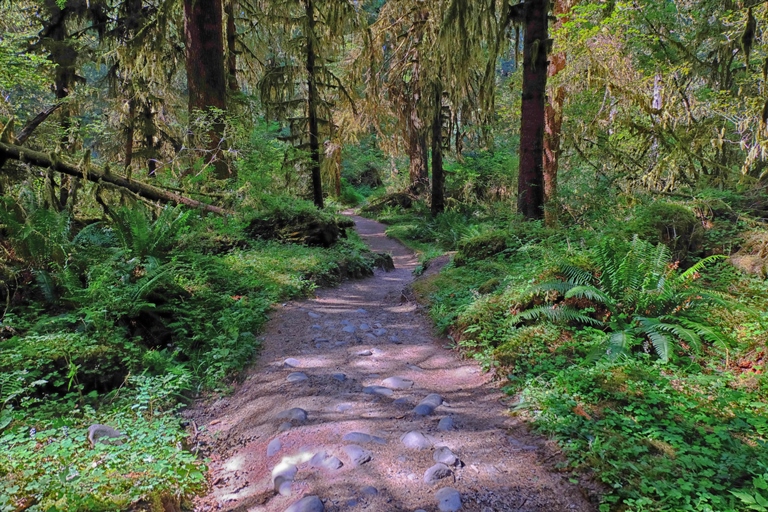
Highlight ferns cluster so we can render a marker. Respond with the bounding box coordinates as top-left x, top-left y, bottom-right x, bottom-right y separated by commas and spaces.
514, 236, 732, 362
